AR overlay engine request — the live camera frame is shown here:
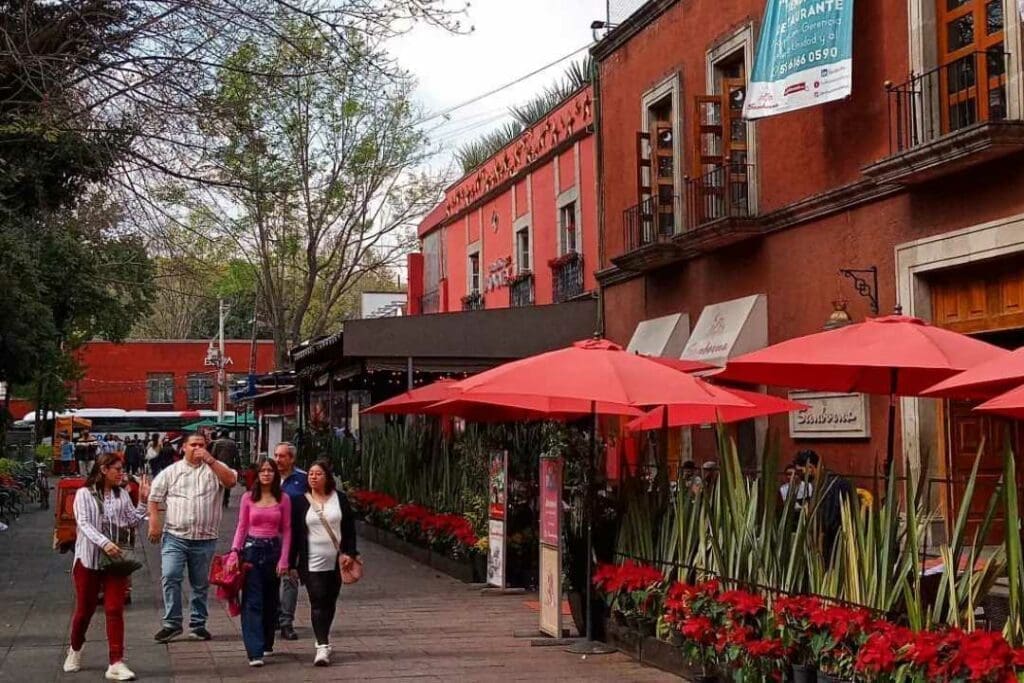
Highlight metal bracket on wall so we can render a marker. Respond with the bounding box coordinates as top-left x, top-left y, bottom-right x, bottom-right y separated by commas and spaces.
839, 266, 879, 315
